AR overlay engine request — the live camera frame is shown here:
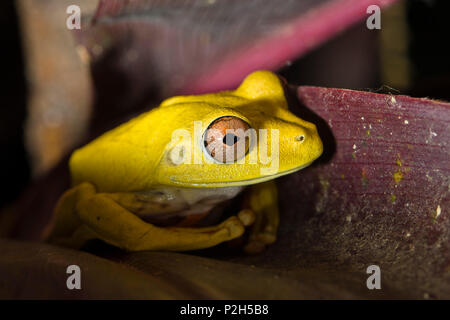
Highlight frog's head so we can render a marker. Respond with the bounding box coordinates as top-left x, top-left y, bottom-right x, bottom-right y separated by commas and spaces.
70, 71, 323, 191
